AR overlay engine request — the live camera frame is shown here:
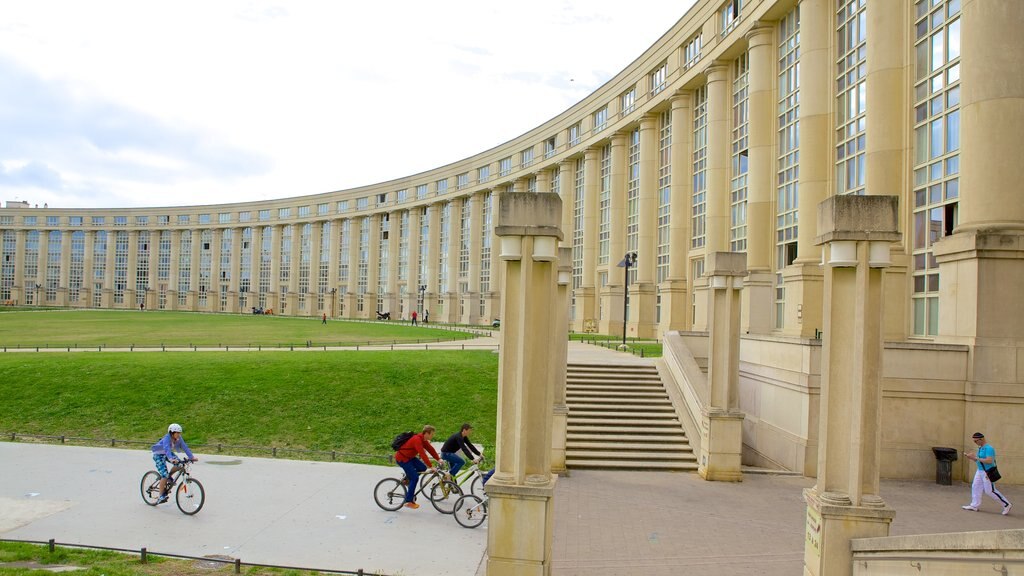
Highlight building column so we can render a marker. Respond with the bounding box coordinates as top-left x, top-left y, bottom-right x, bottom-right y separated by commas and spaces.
36, 229, 49, 306
486, 190, 503, 323
146, 231, 159, 311
367, 213, 382, 316
933, 1, 1024, 442
487, 192, 563, 576
704, 61, 730, 255
126, 230, 139, 308
226, 227, 240, 314
308, 222, 322, 317
187, 229, 202, 311
464, 194, 483, 325
81, 230, 94, 307
406, 210, 422, 316
168, 230, 181, 310
743, 24, 775, 335
551, 247, 572, 475
268, 225, 282, 314
635, 114, 659, 338
580, 147, 600, 331
700, 252, 747, 482
803, 195, 900, 576
662, 92, 692, 333
784, 0, 829, 338
387, 211, 401, 317
59, 230, 72, 306
425, 204, 440, 323
558, 160, 575, 250
103, 230, 116, 308
535, 169, 550, 195
210, 228, 223, 312
324, 221, 339, 316
444, 197, 462, 324
601, 133, 627, 336
13, 230, 26, 305
343, 219, 359, 318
